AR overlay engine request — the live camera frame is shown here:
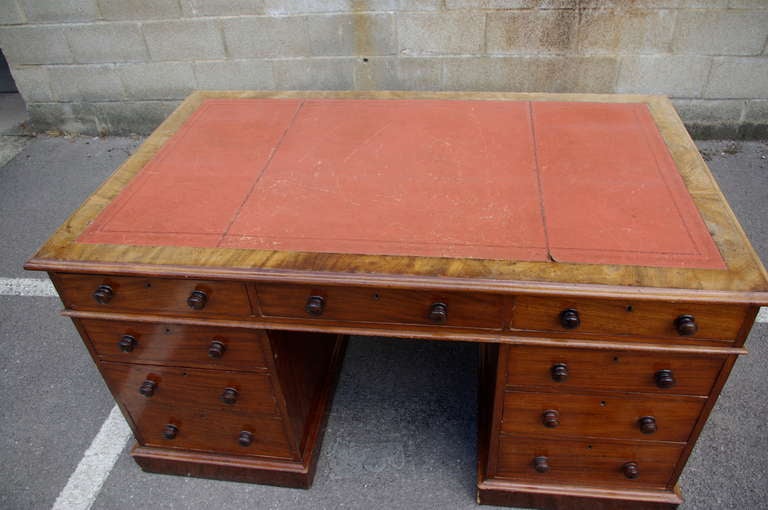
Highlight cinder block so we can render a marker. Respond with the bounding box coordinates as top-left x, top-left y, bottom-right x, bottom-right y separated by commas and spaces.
66, 23, 148, 64
395, 1, 443, 11
677, 0, 728, 7
487, 10, 577, 54
578, 9, 675, 54
272, 58, 354, 90
671, 99, 746, 124
0, 26, 73, 65
0, 0, 26, 25
443, 56, 617, 93
90, 100, 180, 135
19, 0, 99, 22
27, 102, 96, 134
265, 1, 400, 14
398, 12, 485, 55
9, 66, 53, 101
143, 19, 225, 61
98, 0, 181, 20
744, 100, 768, 122
617, 55, 711, 97
705, 57, 768, 99
48, 64, 125, 101
118, 62, 196, 100
223, 17, 310, 58
194, 59, 274, 90
446, 1, 537, 8
729, 0, 768, 8
353, 57, 442, 90
308, 13, 396, 57
181, 0, 265, 17
673, 10, 768, 55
